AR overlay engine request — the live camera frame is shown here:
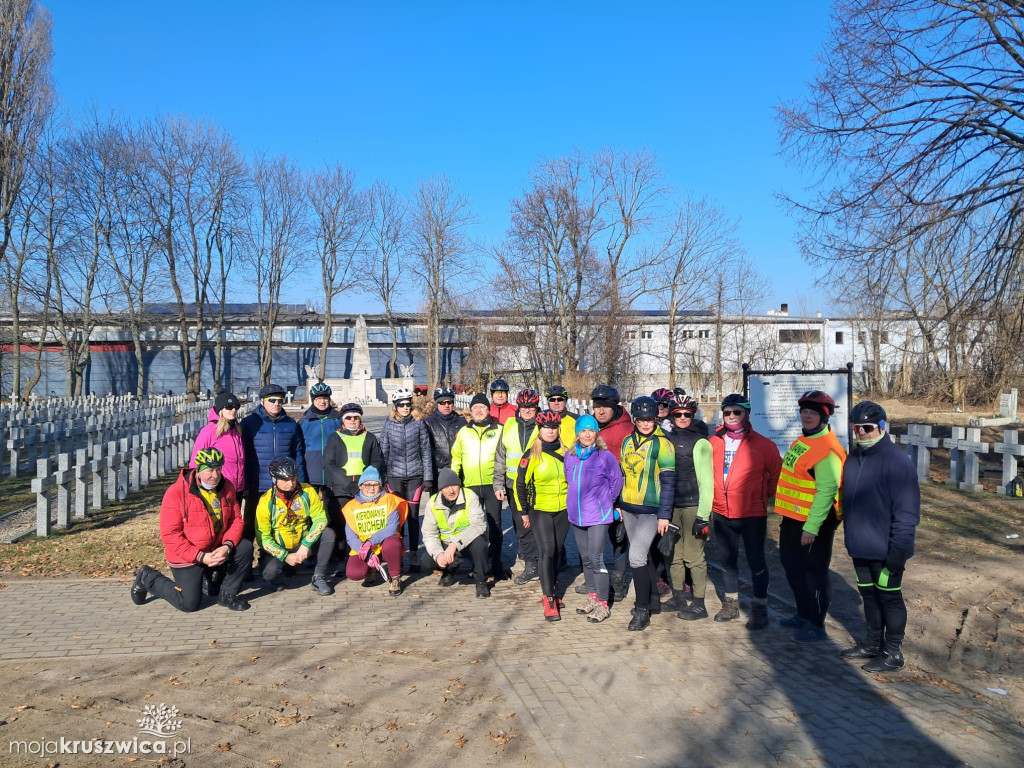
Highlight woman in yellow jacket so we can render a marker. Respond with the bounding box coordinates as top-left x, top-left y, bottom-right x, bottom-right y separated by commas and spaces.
515, 409, 569, 621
